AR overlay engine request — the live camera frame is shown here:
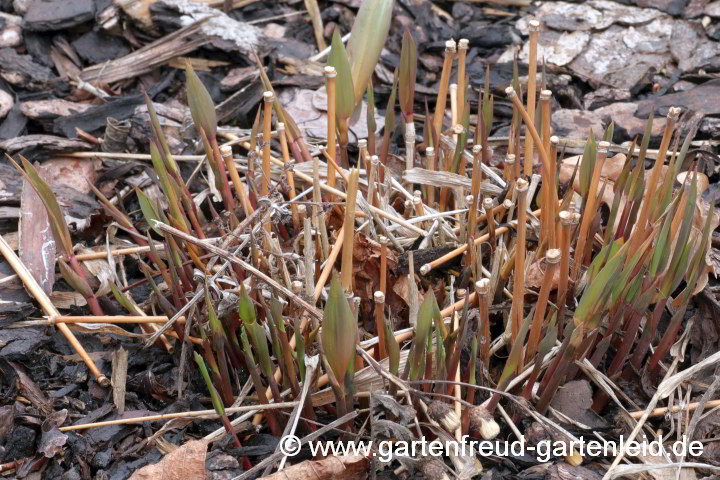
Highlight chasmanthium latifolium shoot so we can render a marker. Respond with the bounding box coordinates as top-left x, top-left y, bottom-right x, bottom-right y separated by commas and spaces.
346, 0, 394, 106
322, 275, 357, 386
237, 284, 256, 325
327, 30, 354, 123
327, 29, 355, 167
398, 26, 417, 172
366, 81, 377, 154
58, 258, 93, 299
186, 64, 217, 141
194, 351, 225, 417
294, 318, 306, 382
398, 27, 416, 123
248, 321, 273, 380
409, 290, 440, 380
383, 320, 399, 376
